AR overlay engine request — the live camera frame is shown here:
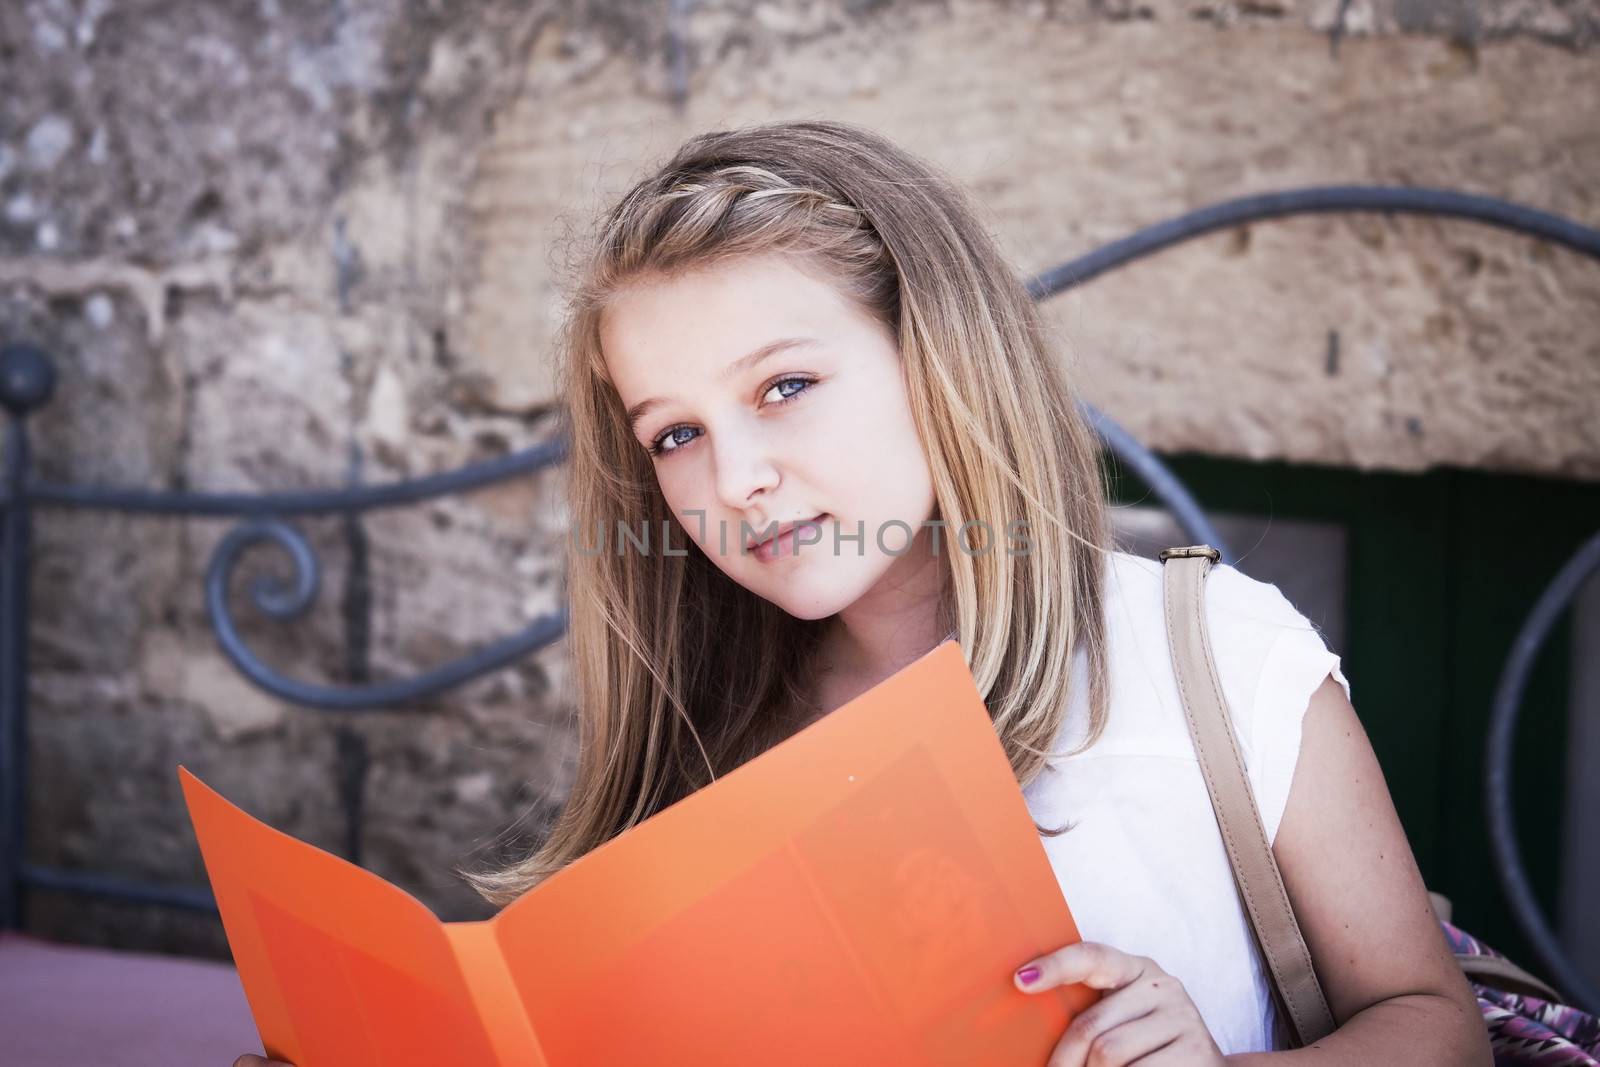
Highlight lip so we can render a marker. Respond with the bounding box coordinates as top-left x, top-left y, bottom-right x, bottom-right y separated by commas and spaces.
749, 513, 829, 562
